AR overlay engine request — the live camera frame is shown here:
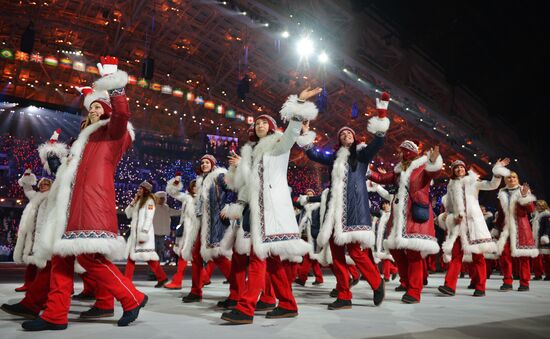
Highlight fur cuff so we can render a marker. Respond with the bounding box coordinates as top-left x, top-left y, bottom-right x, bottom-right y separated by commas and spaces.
492, 165, 510, 178
221, 203, 244, 220
38, 142, 69, 165
425, 153, 443, 172
443, 253, 452, 264
280, 95, 318, 121
490, 228, 500, 238
93, 70, 128, 91
296, 131, 316, 148
367, 116, 390, 135
298, 195, 309, 206
518, 193, 536, 206
166, 177, 184, 197
541, 235, 550, 245
138, 232, 149, 243
18, 173, 37, 187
